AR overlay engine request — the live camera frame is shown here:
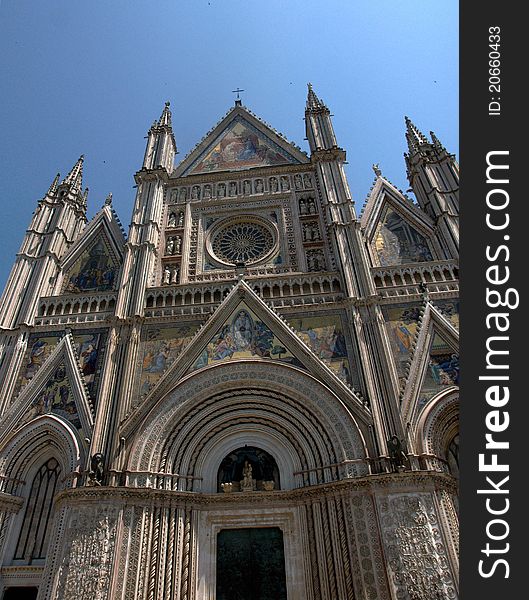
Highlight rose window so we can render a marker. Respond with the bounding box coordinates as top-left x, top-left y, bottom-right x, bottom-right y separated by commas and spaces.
210, 220, 275, 265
